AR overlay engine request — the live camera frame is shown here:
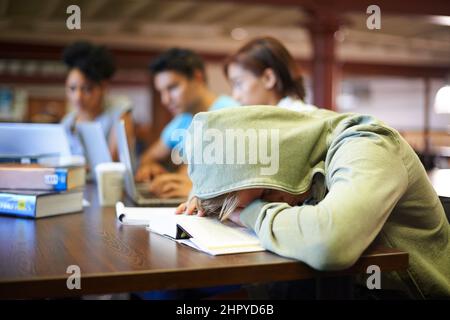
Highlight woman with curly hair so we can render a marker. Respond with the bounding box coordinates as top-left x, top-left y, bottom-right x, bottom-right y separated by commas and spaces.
61, 41, 134, 160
